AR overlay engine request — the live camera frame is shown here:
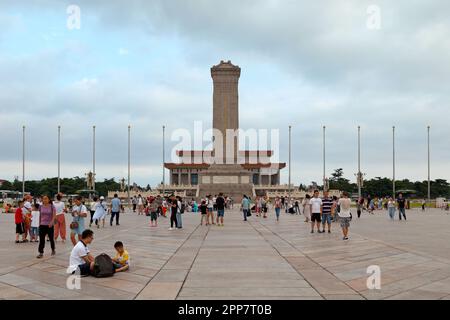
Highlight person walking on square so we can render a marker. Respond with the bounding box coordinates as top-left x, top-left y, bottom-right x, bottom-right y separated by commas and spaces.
421, 199, 426, 211
387, 197, 396, 220
321, 190, 334, 233
15, 201, 26, 243
137, 195, 144, 215
200, 199, 208, 225
36, 195, 56, 259
241, 195, 251, 221
216, 193, 226, 226
89, 197, 97, 227
93, 196, 108, 228
169, 196, 178, 230
149, 196, 159, 227
338, 192, 352, 240
302, 194, 311, 222
30, 203, 40, 242
53, 194, 67, 243
309, 190, 322, 233
176, 196, 183, 229
70, 196, 88, 246
132, 196, 137, 213
110, 194, 121, 226
274, 196, 282, 221
357, 197, 363, 218
397, 193, 407, 220
207, 195, 215, 225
